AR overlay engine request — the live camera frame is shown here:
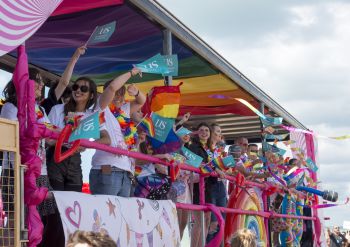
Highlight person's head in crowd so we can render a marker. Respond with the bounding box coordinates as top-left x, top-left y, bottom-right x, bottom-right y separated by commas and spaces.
29, 68, 45, 101
210, 123, 222, 147
137, 129, 147, 145
66, 230, 117, 247
64, 77, 97, 115
228, 144, 242, 161
247, 144, 258, 155
273, 194, 283, 210
333, 226, 341, 235
230, 228, 257, 247
3, 80, 17, 106
131, 108, 143, 124
3, 68, 44, 106
235, 137, 249, 155
193, 122, 211, 147
48, 80, 72, 104
103, 80, 126, 109
288, 158, 301, 168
